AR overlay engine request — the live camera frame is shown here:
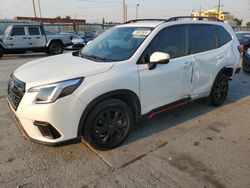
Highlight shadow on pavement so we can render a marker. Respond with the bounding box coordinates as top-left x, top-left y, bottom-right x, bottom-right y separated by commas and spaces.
123, 70, 250, 146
